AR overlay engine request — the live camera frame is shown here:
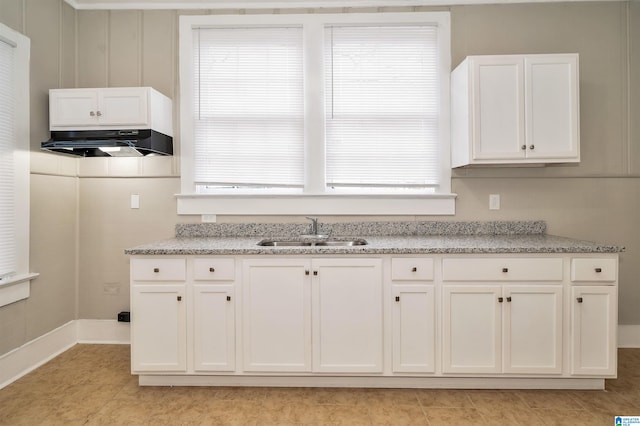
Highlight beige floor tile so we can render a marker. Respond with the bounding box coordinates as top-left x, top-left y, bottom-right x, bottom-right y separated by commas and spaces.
289, 404, 371, 425
531, 408, 605, 426
570, 390, 640, 415
415, 389, 475, 408
214, 386, 268, 402
467, 390, 546, 425
302, 387, 373, 406
515, 390, 584, 410
359, 388, 421, 407
367, 403, 429, 425
423, 407, 487, 425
